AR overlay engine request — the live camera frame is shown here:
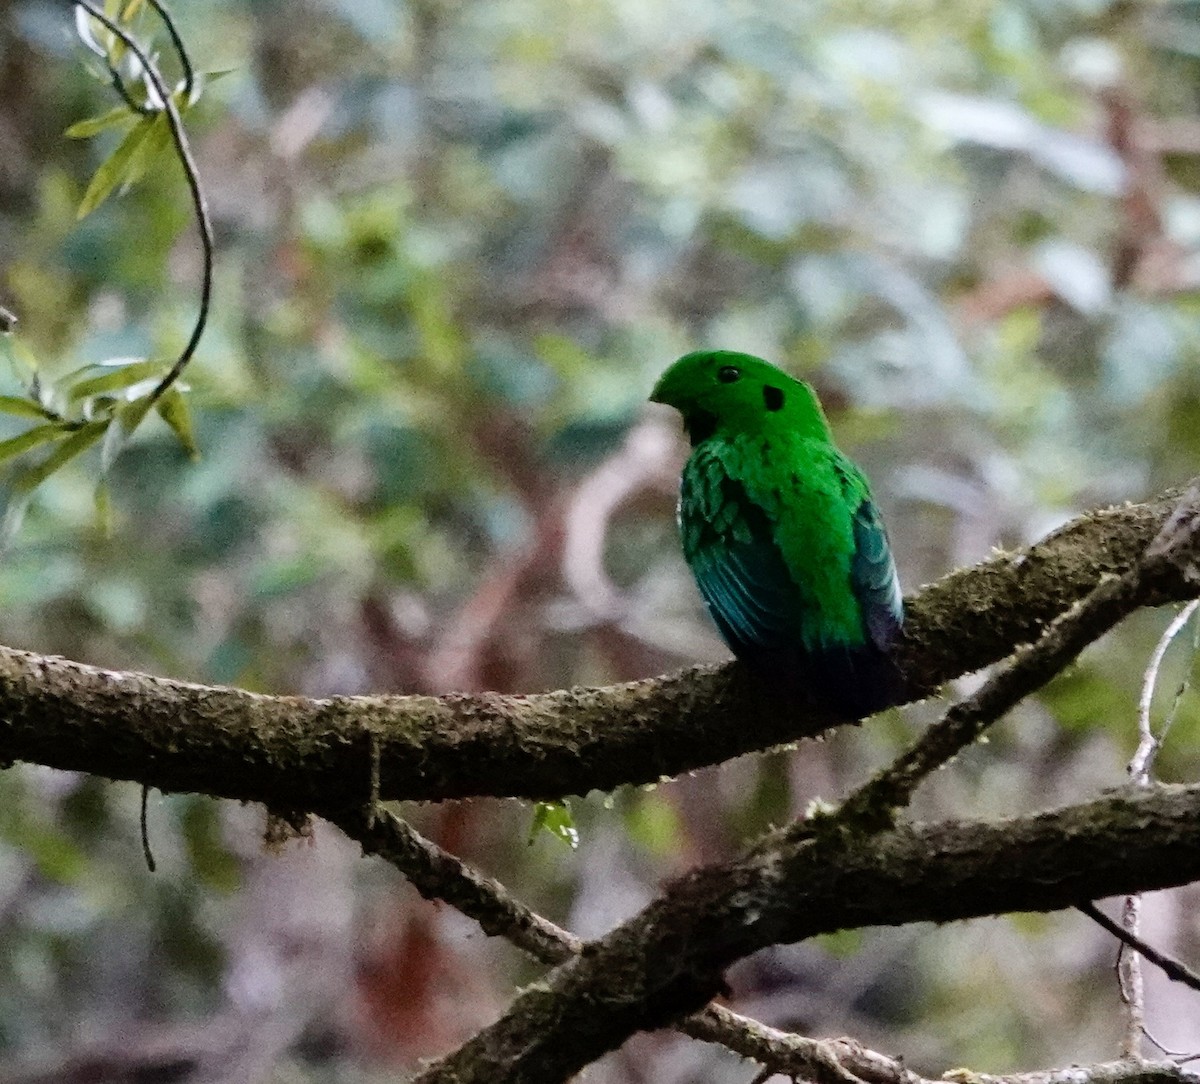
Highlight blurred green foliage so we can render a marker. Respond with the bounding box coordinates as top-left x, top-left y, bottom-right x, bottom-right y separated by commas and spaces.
0, 0, 1198, 1077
